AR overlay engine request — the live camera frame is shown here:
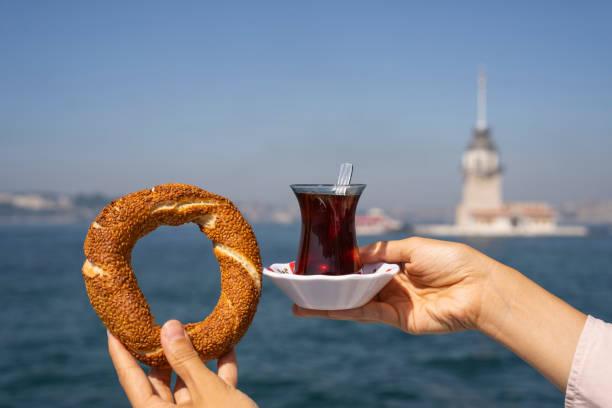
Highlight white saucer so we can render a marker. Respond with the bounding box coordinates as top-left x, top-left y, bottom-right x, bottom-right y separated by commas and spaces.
263, 262, 400, 310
